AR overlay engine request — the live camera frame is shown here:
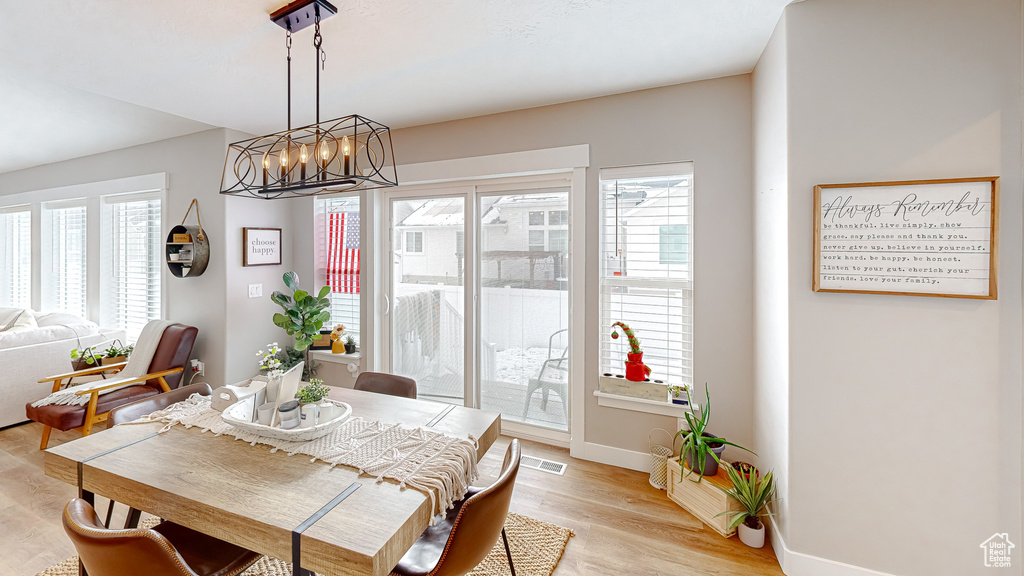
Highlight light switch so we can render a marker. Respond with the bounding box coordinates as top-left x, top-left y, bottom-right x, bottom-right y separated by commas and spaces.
248, 283, 263, 298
